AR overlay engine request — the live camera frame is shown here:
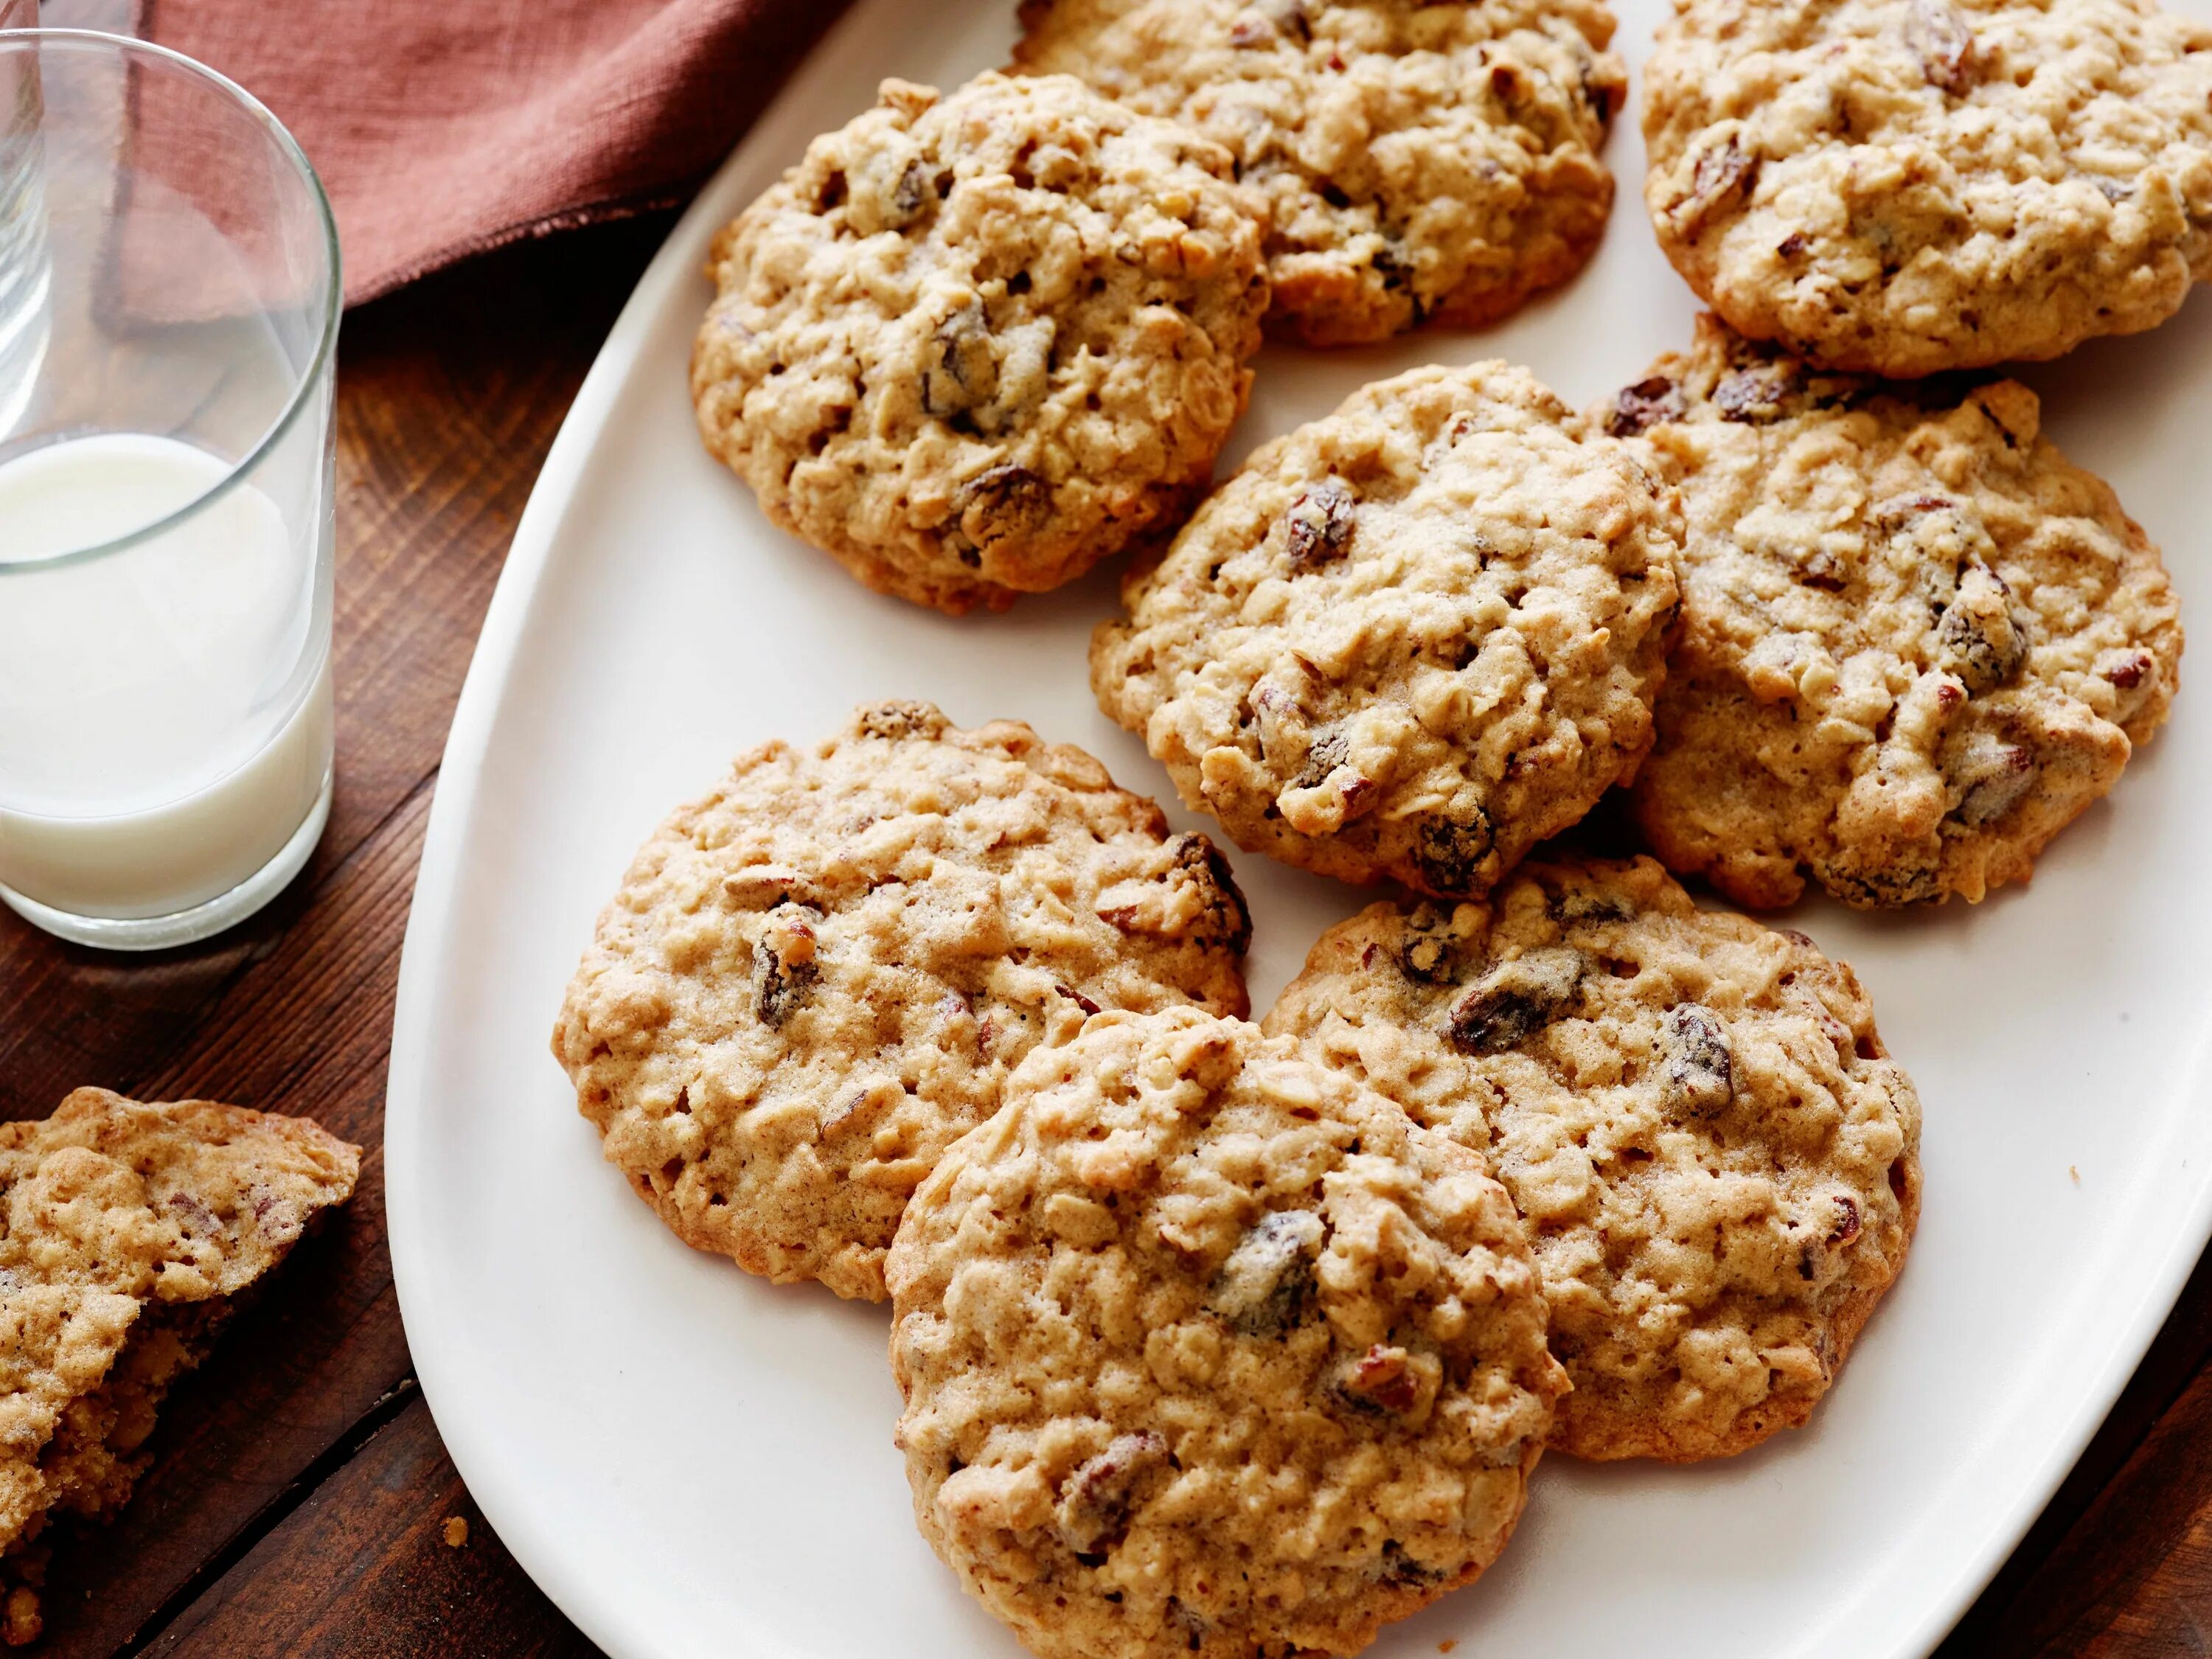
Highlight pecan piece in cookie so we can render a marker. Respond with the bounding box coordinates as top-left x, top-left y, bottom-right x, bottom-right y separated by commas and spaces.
953, 463, 1052, 563
754, 906, 820, 1029
923, 301, 997, 420
1057, 1431, 1170, 1556
1283, 480, 1355, 571
1905, 0, 1979, 95
1827, 1194, 1863, 1248
1944, 731, 2037, 826
1670, 134, 1757, 235
1330, 1343, 1441, 1422
1712, 359, 1799, 424
1205, 1208, 1324, 1338
1934, 562, 2028, 695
